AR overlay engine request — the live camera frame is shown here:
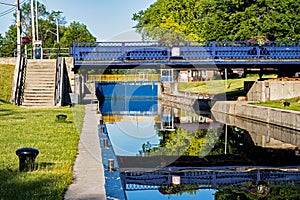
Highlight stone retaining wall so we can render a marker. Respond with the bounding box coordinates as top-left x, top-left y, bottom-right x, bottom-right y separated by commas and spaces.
161, 93, 196, 106
212, 101, 300, 131
247, 80, 300, 102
